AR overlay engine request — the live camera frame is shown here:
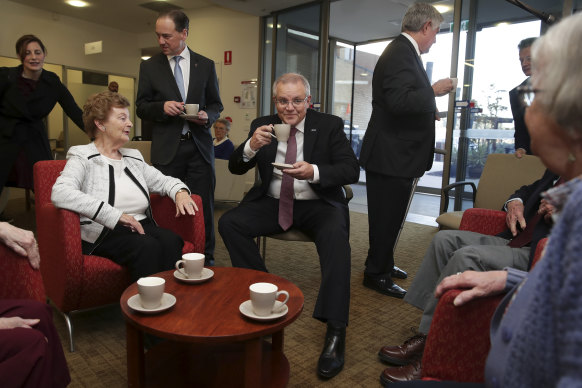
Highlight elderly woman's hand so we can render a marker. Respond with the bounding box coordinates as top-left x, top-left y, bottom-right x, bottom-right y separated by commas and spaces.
0, 222, 40, 269
175, 191, 198, 217
0, 316, 40, 330
118, 214, 145, 234
434, 270, 508, 307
